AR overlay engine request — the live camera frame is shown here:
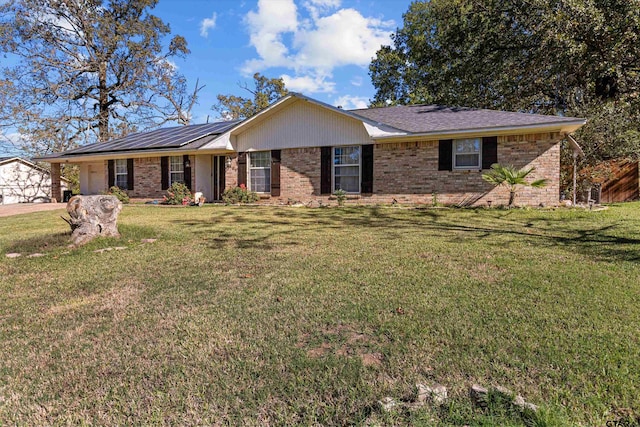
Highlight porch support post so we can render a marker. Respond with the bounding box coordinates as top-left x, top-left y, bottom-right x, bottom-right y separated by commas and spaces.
50, 163, 62, 203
